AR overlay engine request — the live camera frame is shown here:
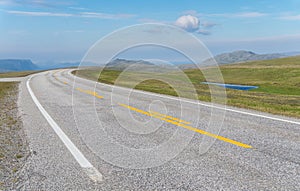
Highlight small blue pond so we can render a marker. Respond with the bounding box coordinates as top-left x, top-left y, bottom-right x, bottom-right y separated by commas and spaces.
202, 82, 258, 91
